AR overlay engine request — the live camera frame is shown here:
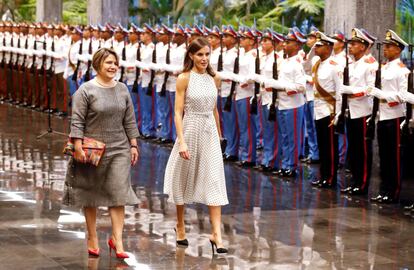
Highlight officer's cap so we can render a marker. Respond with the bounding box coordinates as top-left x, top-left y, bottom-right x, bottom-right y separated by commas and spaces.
314, 31, 336, 46
223, 25, 238, 38
383, 29, 408, 50
350, 28, 371, 45
308, 26, 319, 37
285, 27, 306, 43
